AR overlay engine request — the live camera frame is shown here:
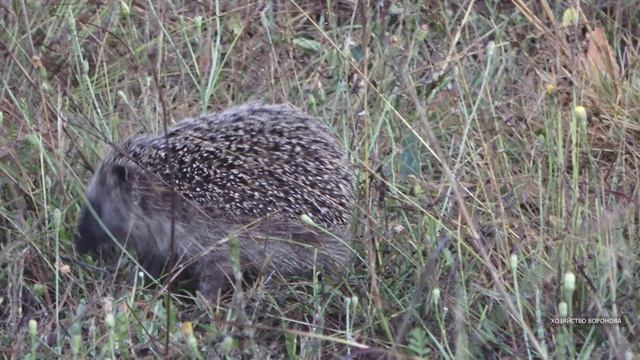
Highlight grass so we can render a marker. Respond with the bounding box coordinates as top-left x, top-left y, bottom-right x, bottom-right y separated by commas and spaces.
1, 0, 639, 358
